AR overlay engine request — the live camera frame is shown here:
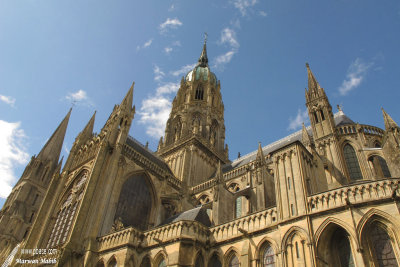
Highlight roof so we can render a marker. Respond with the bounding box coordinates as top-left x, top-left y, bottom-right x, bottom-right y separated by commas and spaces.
224, 111, 355, 171
159, 206, 212, 227
125, 135, 172, 173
